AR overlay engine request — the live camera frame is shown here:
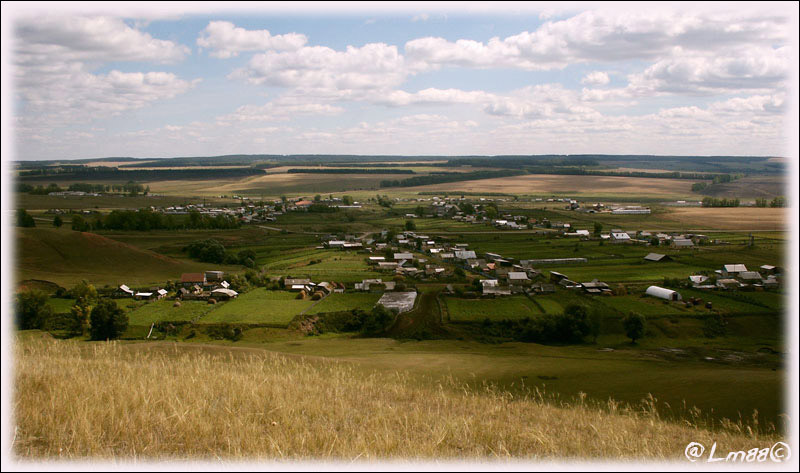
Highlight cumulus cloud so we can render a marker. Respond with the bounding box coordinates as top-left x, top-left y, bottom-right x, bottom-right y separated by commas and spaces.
581, 71, 610, 86
13, 15, 197, 125
404, 10, 788, 71
230, 43, 408, 91
197, 21, 308, 58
